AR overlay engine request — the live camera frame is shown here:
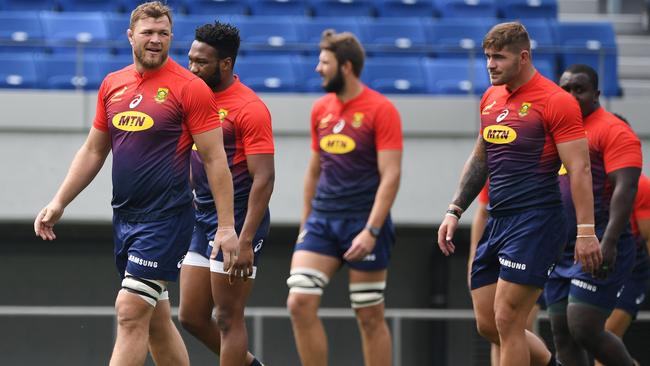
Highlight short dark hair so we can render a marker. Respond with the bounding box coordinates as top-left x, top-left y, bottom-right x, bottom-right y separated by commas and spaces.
129, 1, 172, 30
319, 29, 365, 77
195, 21, 241, 66
482, 22, 531, 53
564, 64, 599, 91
